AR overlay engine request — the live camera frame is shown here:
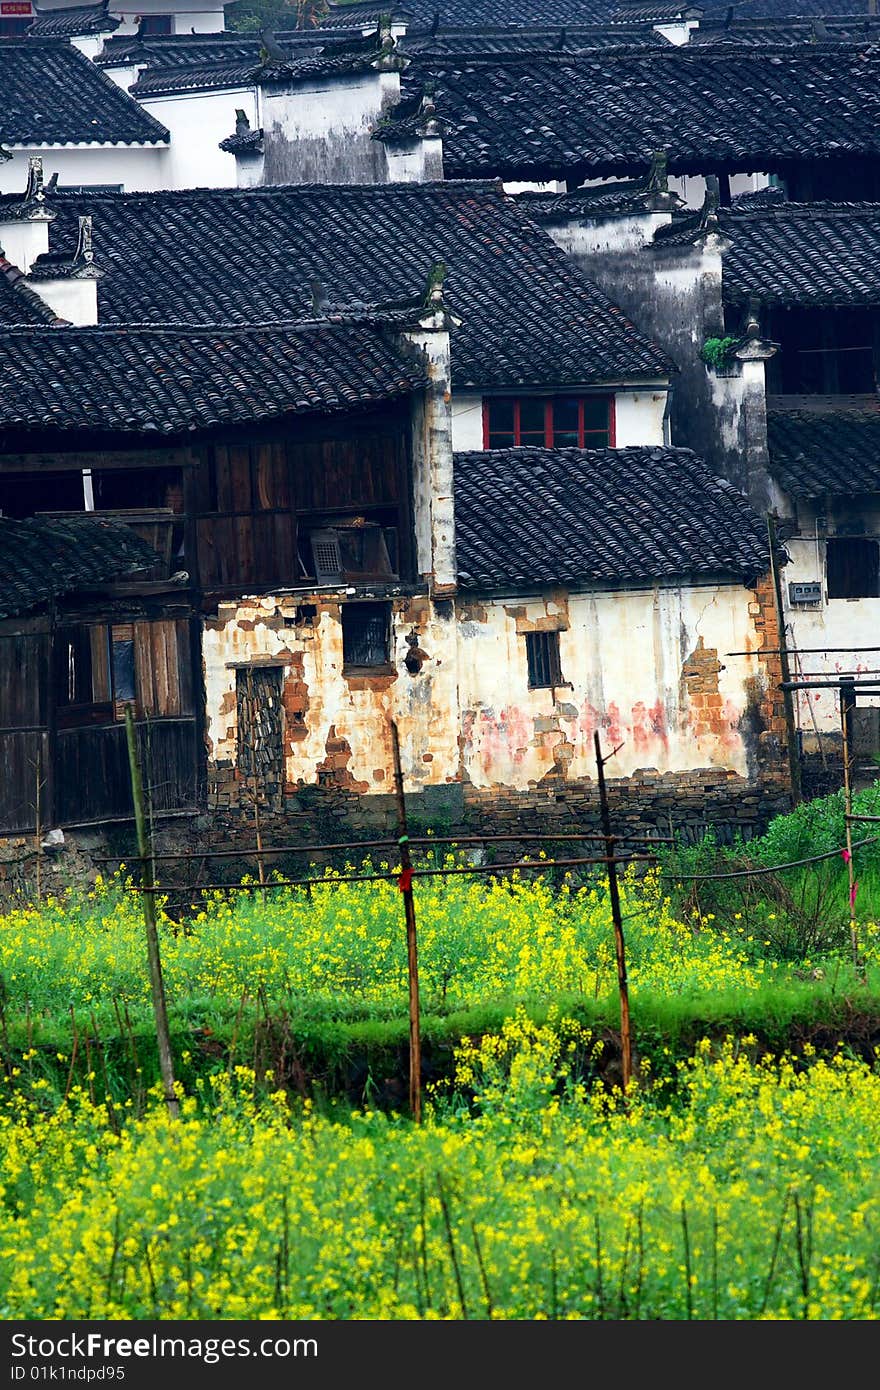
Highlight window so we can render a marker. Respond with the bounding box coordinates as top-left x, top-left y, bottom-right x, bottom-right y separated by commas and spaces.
484, 396, 613, 449
525, 630, 564, 689
827, 537, 880, 599
137, 13, 173, 33
304, 520, 398, 582
342, 602, 391, 670
53, 620, 189, 727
